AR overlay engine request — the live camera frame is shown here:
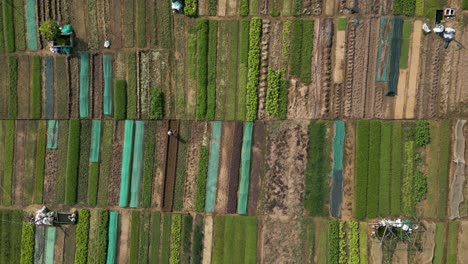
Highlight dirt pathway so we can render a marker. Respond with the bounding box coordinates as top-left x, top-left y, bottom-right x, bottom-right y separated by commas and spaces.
202, 215, 213, 264
405, 20, 422, 119
118, 210, 130, 264
369, 238, 383, 264
394, 70, 409, 119
333, 29, 346, 84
